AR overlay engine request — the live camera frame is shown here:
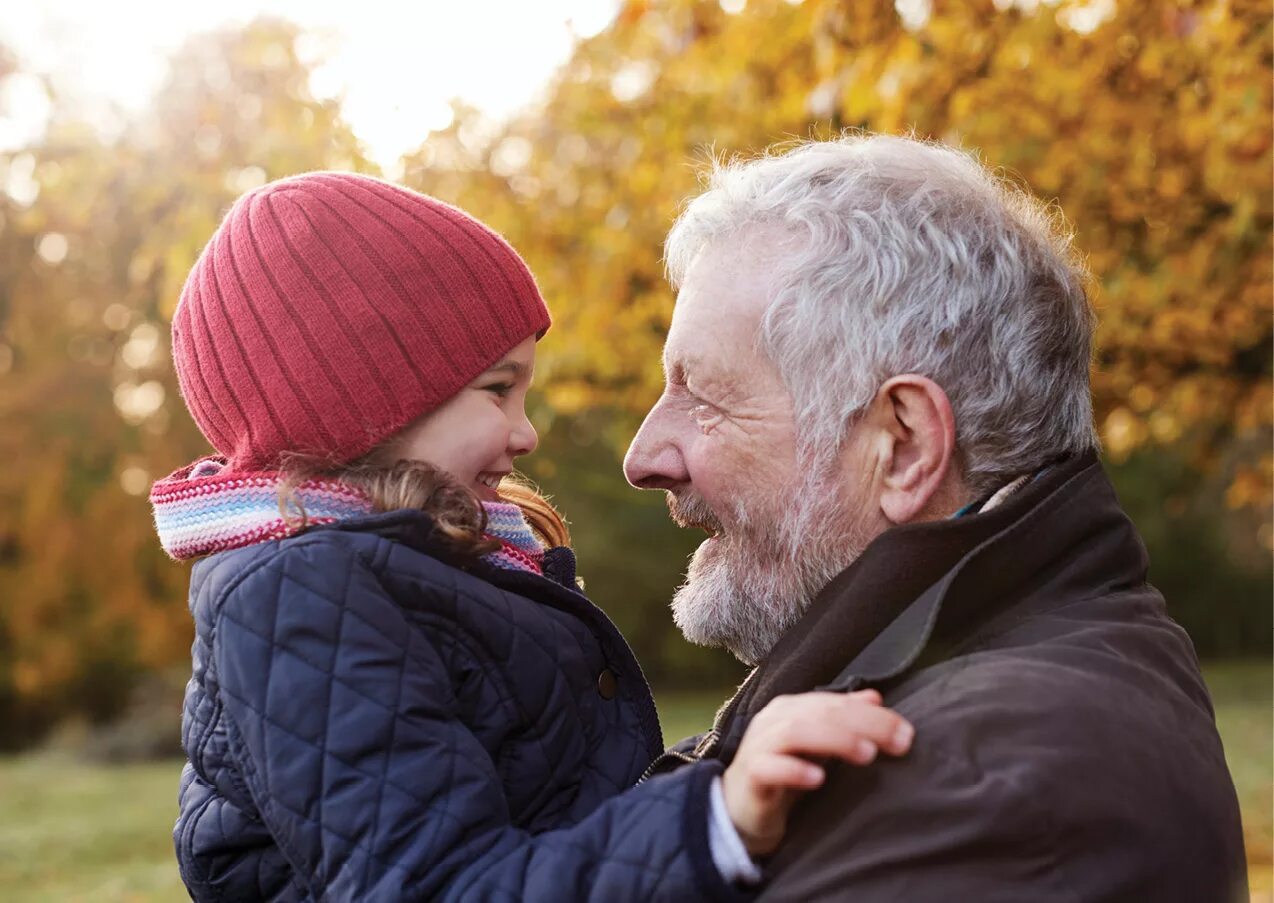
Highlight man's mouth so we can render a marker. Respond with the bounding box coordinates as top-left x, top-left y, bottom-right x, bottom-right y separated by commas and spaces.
666, 491, 724, 537
697, 520, 722, 538
476, 472, 508, 492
